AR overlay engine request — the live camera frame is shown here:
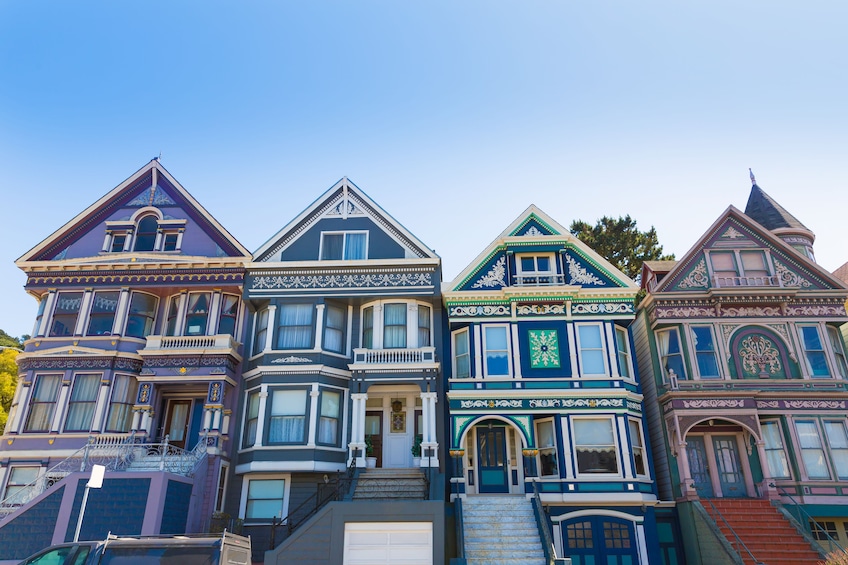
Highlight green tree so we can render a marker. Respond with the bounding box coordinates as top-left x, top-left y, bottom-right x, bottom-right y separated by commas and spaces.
0, 329, 23, 349
0, 348, 19, 433
570, 215, 675, 285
